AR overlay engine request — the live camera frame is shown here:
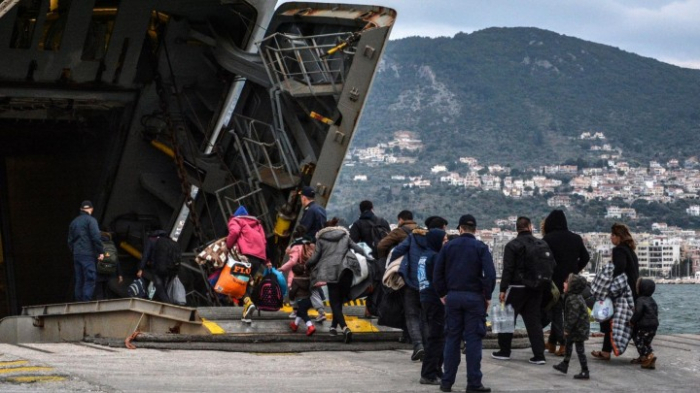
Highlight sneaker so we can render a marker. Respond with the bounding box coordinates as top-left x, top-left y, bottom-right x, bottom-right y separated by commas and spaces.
288, 311, 297, 319
419, 377, 440, 385
529, 356, 547, 365
343, 327, 353, 344
553, 361, 569, 374
329, 327, 338, 336
573, 370, 590, 379
466, 386, 491, 393
411, 347, 425, 362
491, 351, 510, 360
306, 324, 316, 336
315, 313, 327, 322
289, 321, 298, 332
241, 297, 255, 323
